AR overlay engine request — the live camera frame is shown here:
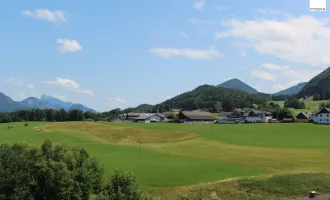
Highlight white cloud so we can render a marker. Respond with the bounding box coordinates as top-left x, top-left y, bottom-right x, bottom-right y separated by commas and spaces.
46, 77, 93, 96
214, 6, 227, 11
149, 47, 223, 60
4, 78, 24, 86
27, 83, 35, 89
22, 9, 67, 23
179, 31, 188, 38
56, 39, 82, 53
47, 77, 80, 89
261, 63, 299, 77
250, 70, 276, 81
53, 94, 67, 101
216, 15, 330, 67
193, 0, 205, 10
189, 19, 213, 24
109, 97, 127, 103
